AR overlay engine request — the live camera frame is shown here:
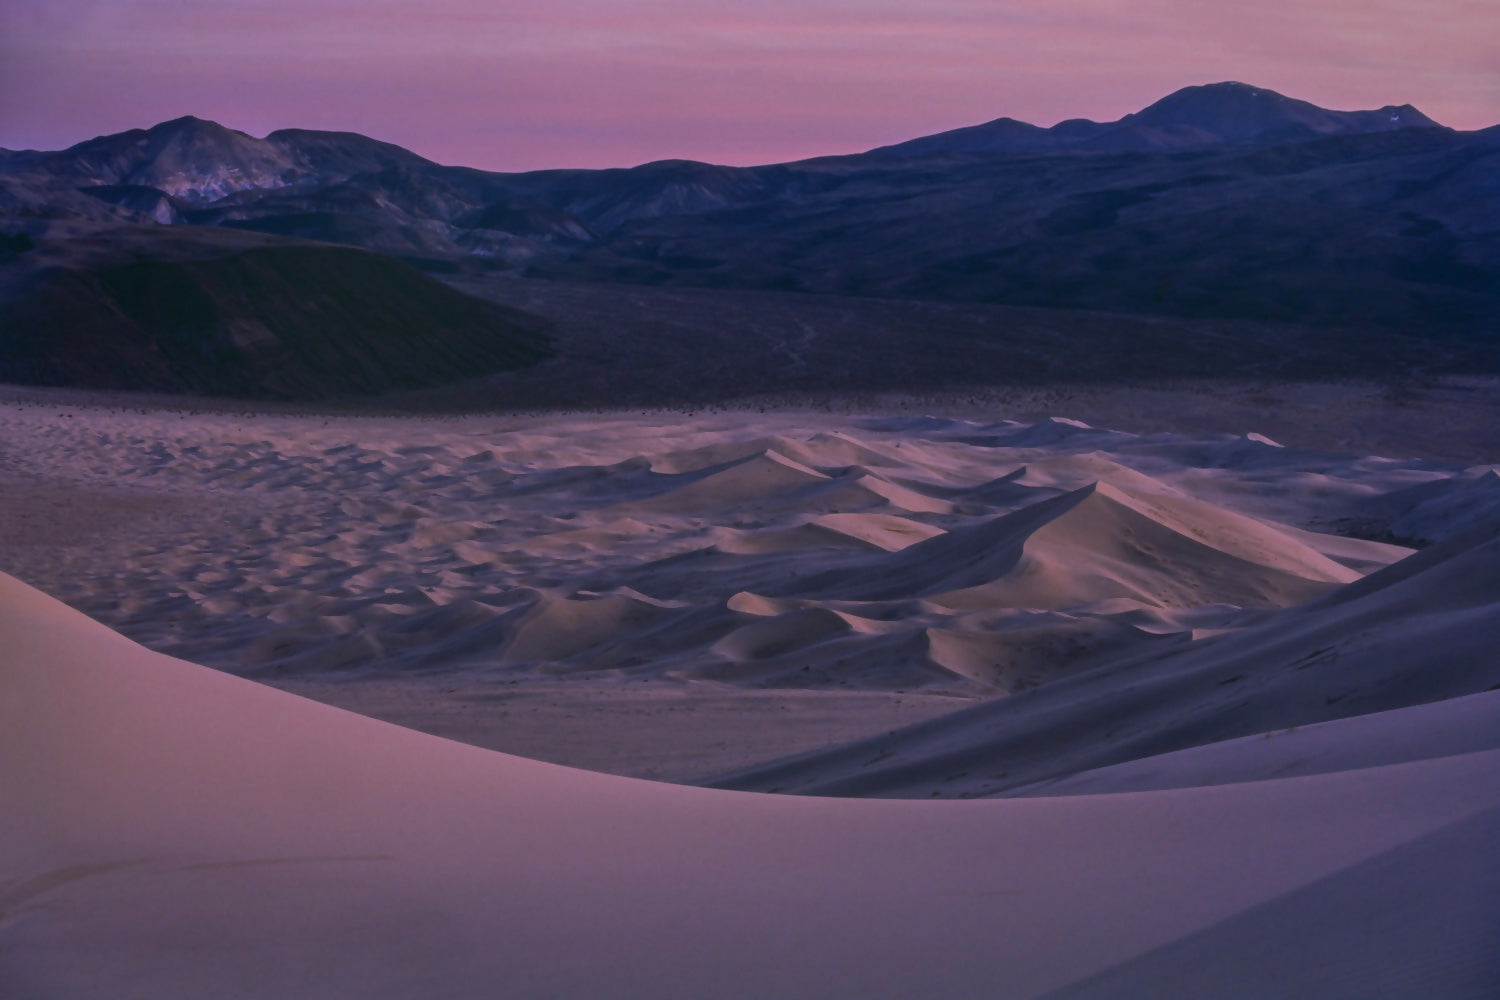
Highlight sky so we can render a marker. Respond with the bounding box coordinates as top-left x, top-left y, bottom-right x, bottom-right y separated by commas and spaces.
2, 0, 1496, 171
